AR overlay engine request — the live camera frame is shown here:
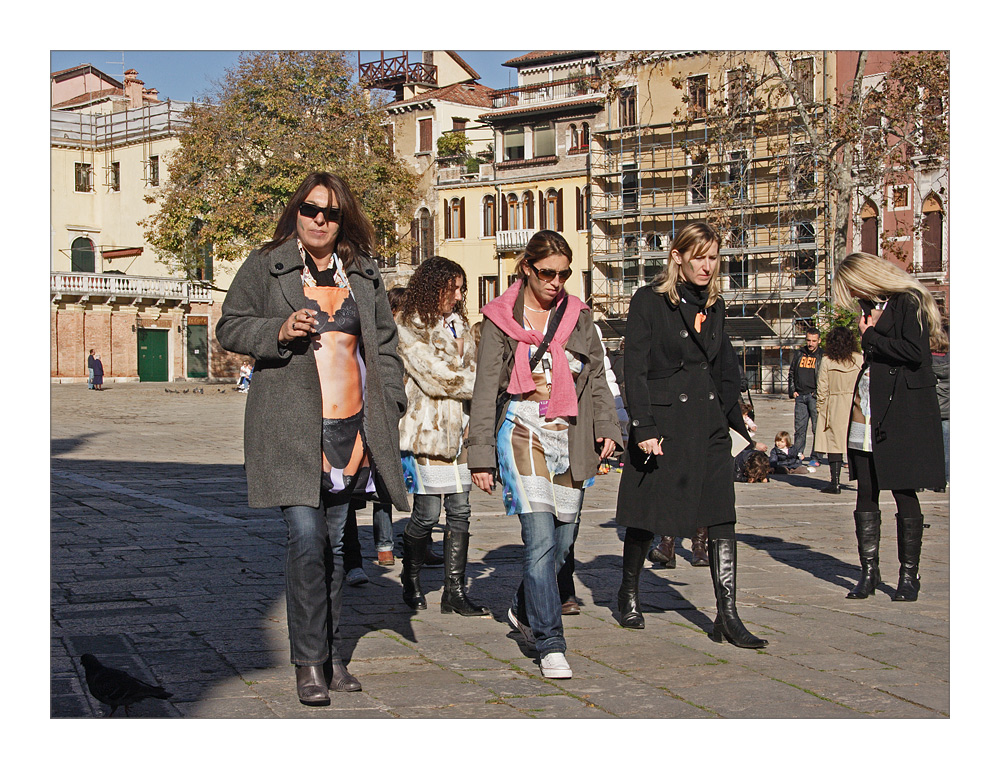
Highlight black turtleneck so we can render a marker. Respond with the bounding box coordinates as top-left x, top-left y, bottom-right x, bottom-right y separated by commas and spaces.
677, 281, 709, 311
